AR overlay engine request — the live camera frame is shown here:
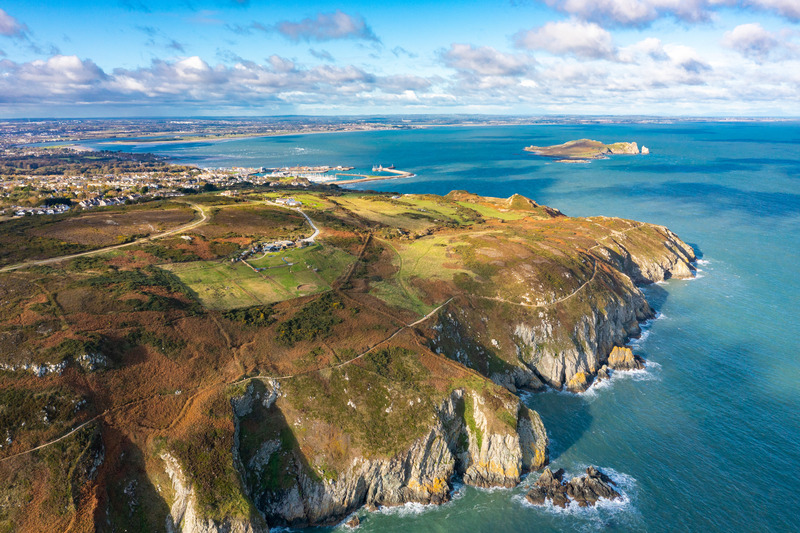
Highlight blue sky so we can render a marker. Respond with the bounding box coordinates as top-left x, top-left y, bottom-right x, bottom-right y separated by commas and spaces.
0, 1, 799, 117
